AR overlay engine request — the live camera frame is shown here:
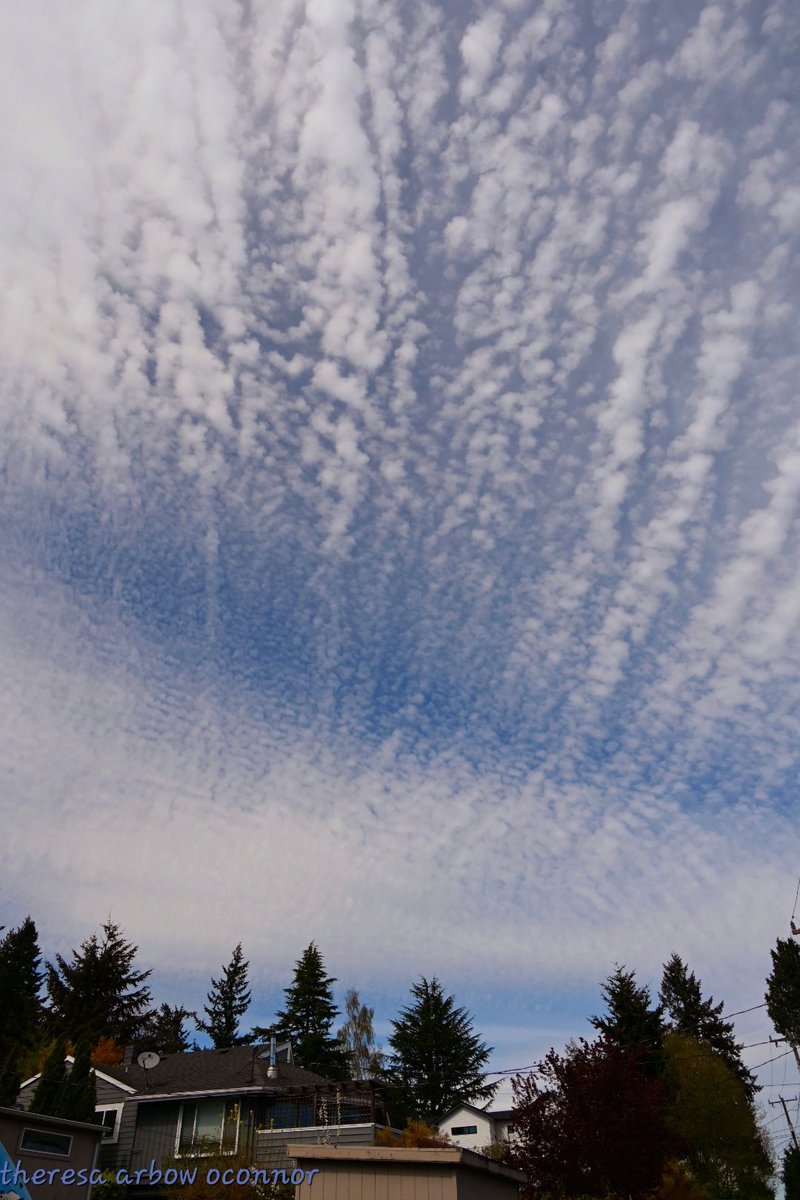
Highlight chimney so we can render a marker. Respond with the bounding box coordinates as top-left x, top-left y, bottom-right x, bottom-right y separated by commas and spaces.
123, 1045, 135, 1067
